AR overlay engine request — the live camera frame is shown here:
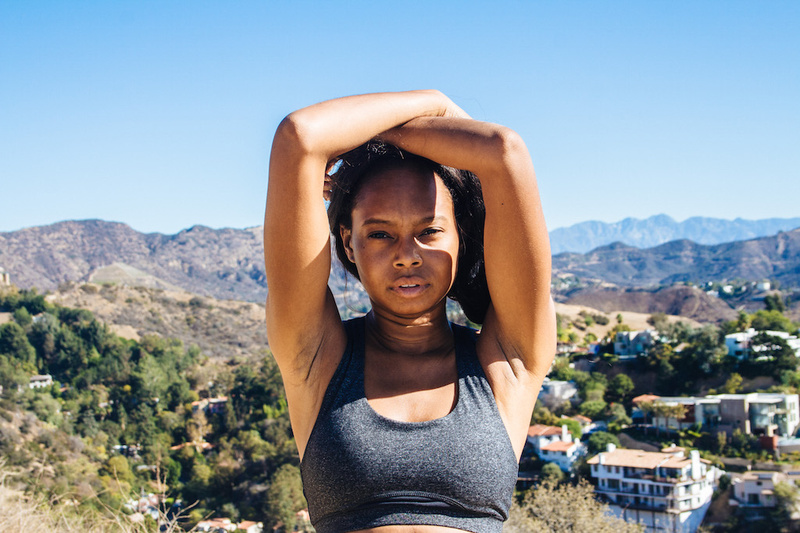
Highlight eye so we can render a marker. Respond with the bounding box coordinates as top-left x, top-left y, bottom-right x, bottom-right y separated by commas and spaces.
420, 228, 442, 237
368, 231, 391, 239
